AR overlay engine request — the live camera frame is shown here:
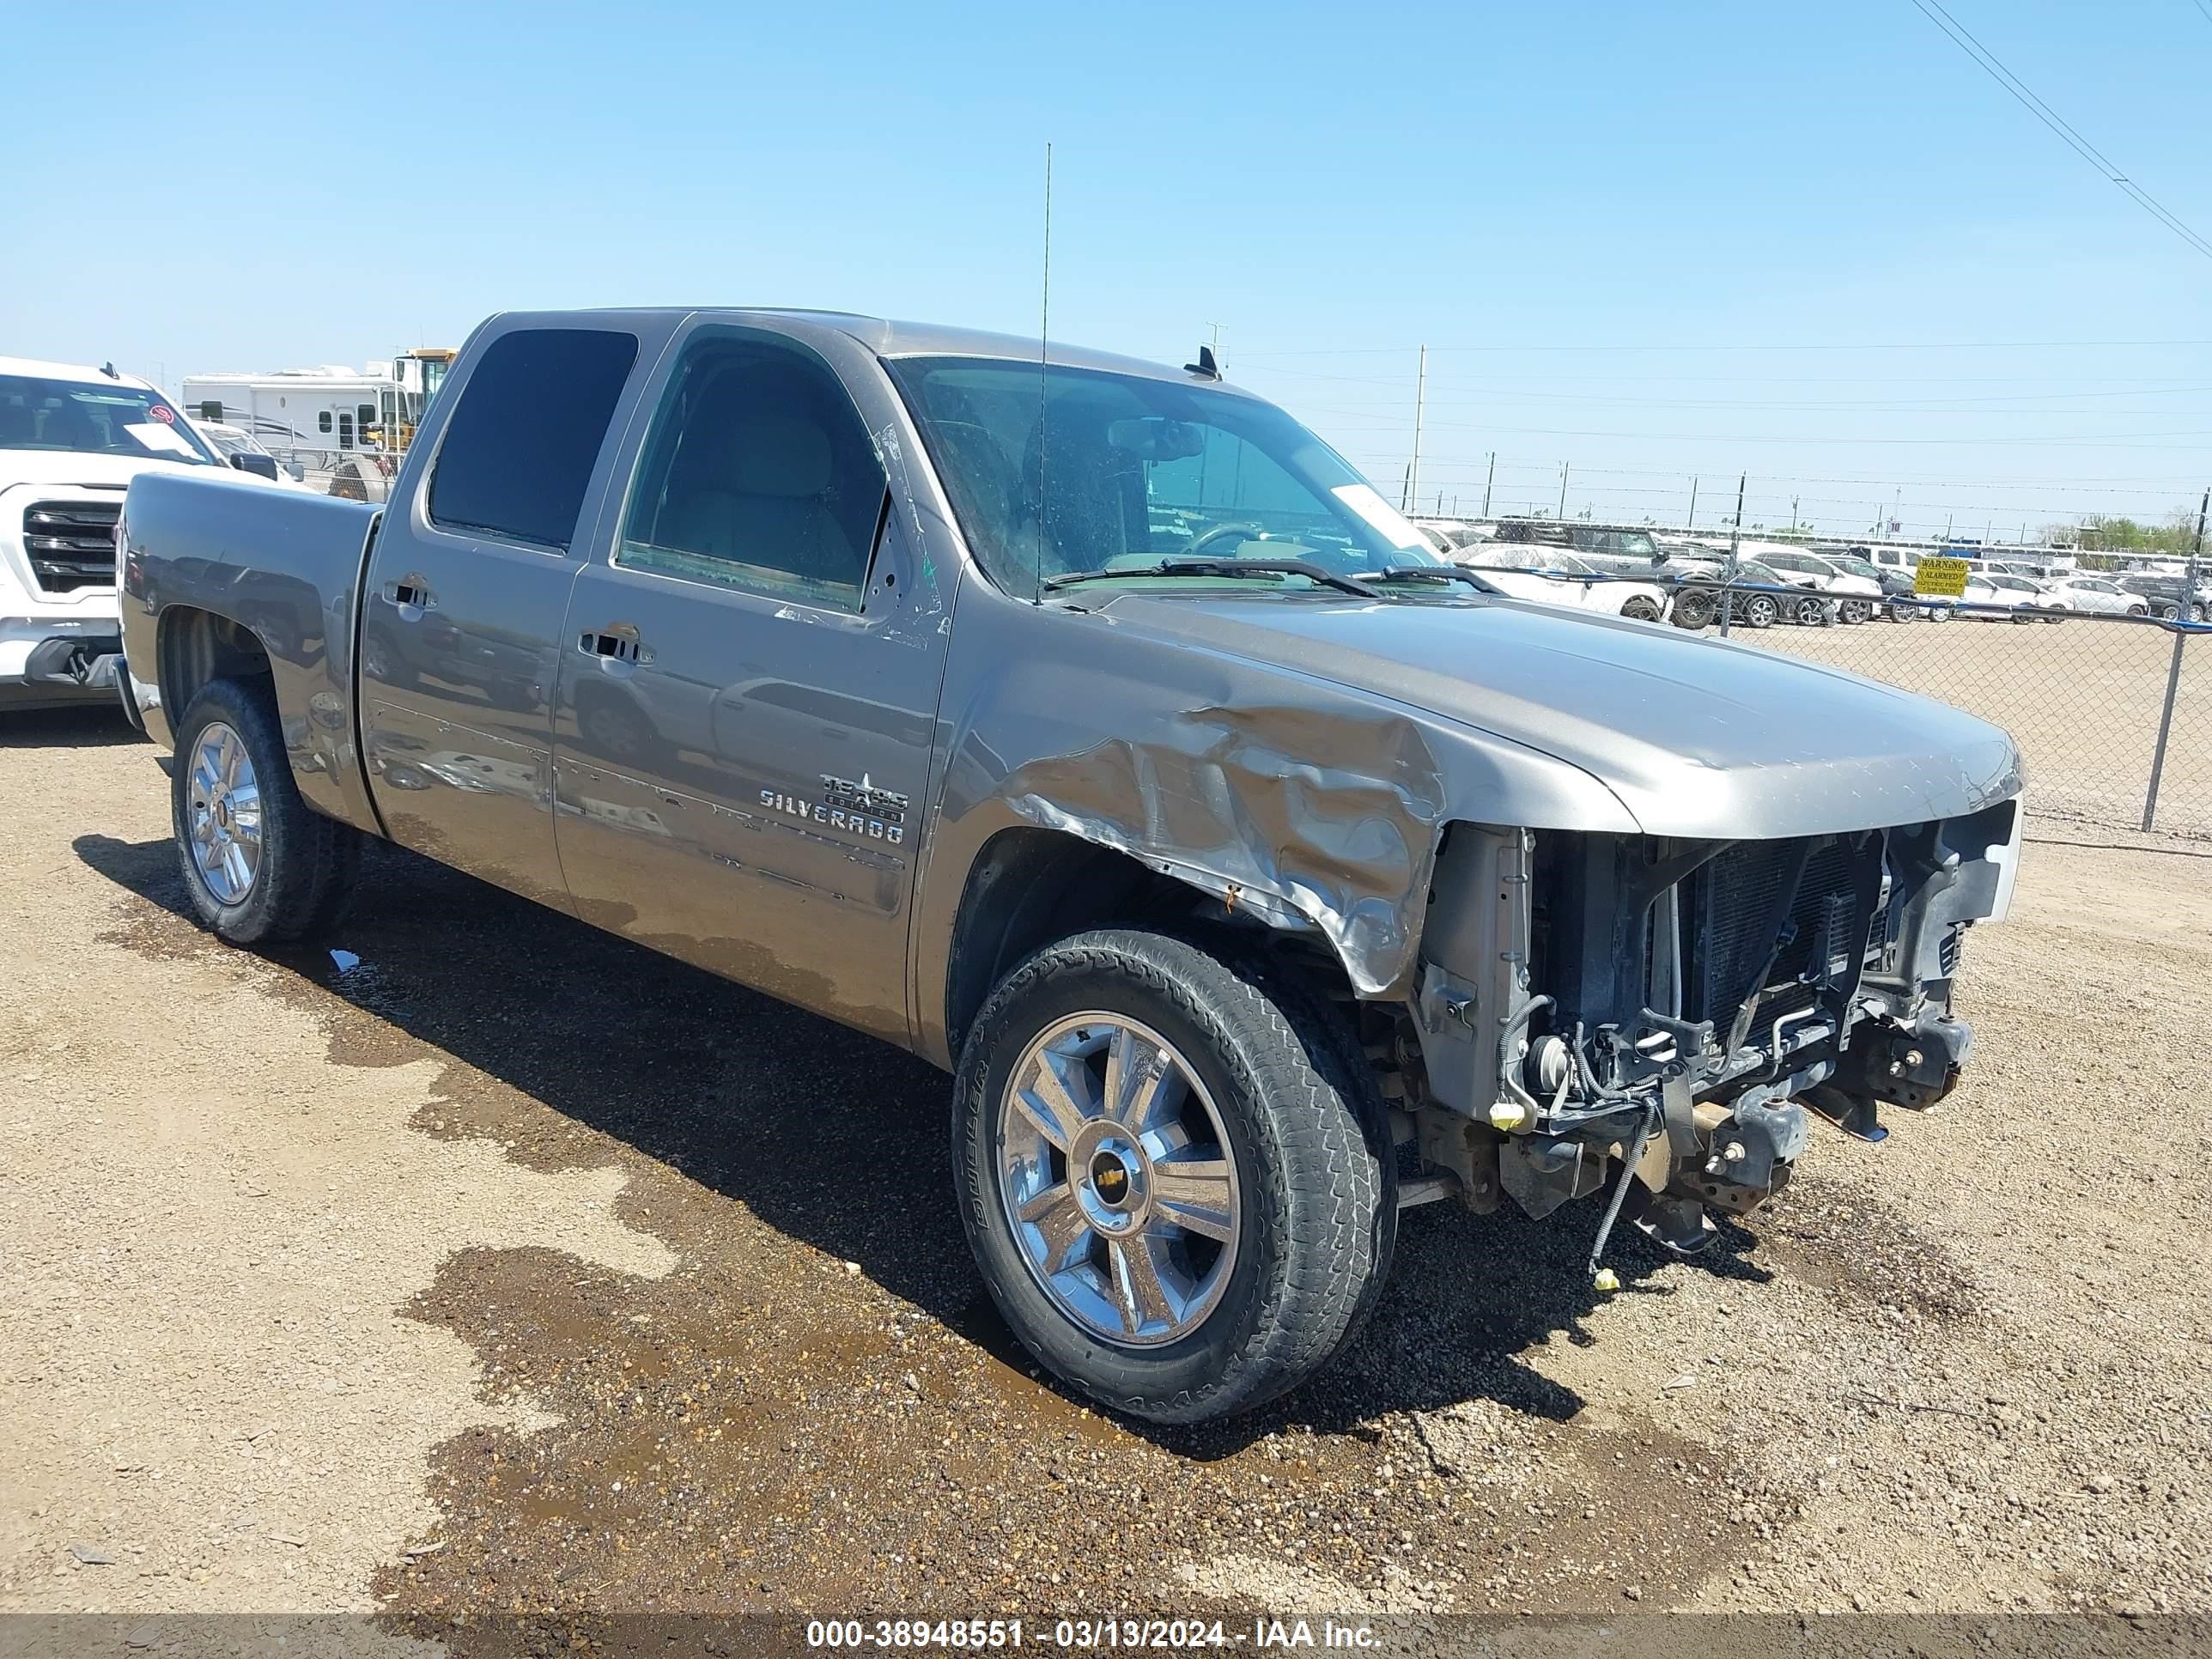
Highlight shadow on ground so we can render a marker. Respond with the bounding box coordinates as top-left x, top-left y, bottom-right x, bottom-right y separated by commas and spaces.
74, 830, 1770, 1455
1, 705, 143, 749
